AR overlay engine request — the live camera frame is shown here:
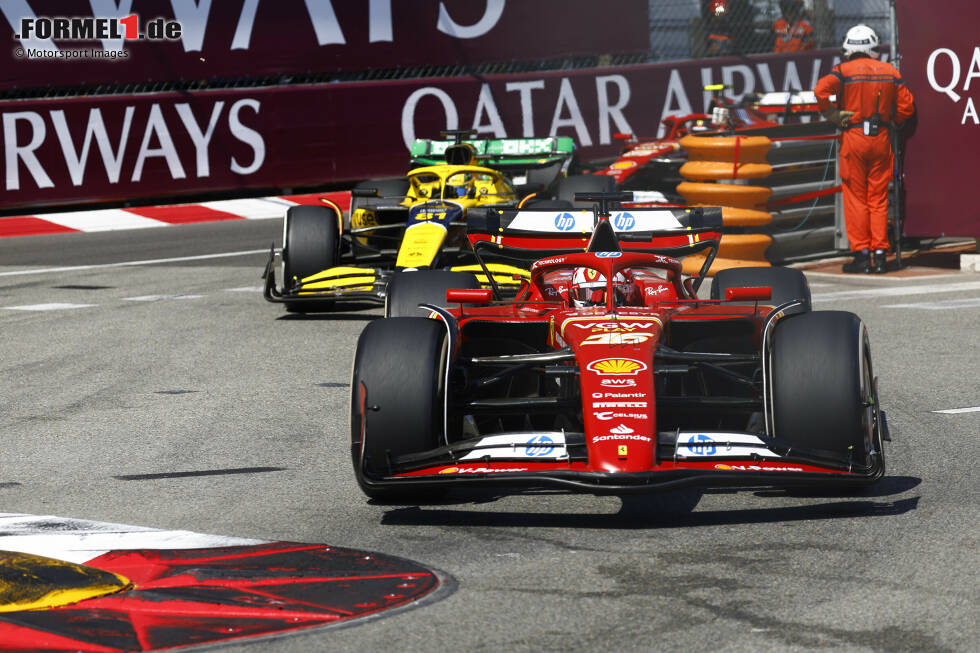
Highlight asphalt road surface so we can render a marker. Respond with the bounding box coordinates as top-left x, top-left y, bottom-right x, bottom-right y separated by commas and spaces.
0, 221, 977, 652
